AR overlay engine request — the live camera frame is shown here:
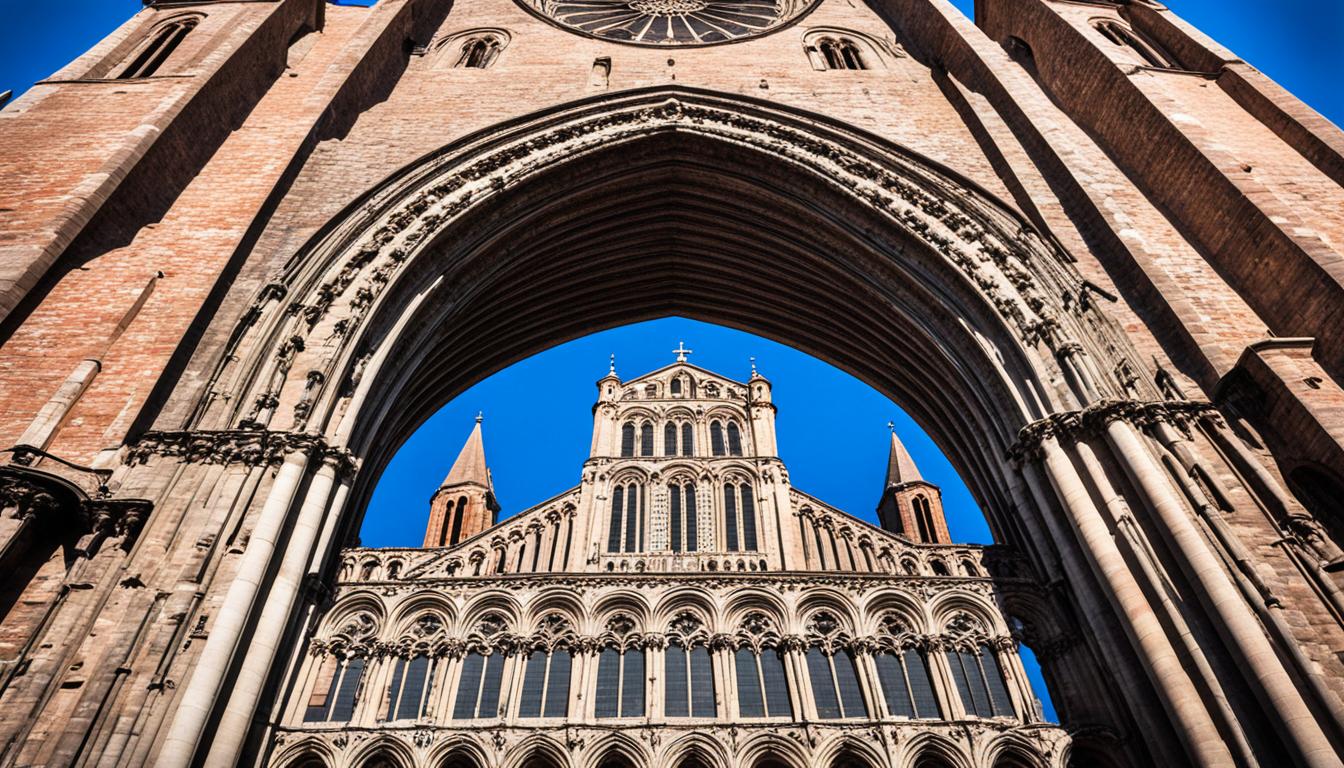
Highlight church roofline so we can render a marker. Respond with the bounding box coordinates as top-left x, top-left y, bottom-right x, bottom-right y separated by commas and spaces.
603, 360, 751, 388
